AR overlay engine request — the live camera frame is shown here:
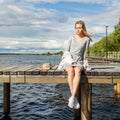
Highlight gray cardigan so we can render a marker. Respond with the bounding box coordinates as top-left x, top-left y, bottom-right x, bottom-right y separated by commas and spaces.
57, 36, 90, 70
64, 36, 90, 66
